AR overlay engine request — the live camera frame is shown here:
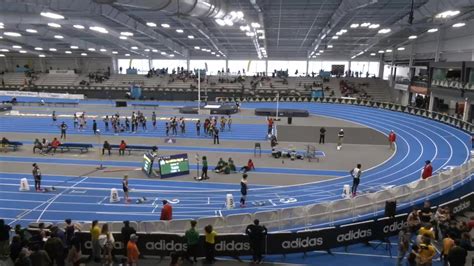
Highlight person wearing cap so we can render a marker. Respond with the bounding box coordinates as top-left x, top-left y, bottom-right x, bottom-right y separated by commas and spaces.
422, 160, 433, 180
337, 129, 344, 150
32, 163, 42, 192
160, 200, 172, 221
388, 130, 396, 150
127, 234, 140, 266
121, 221, 136, 256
